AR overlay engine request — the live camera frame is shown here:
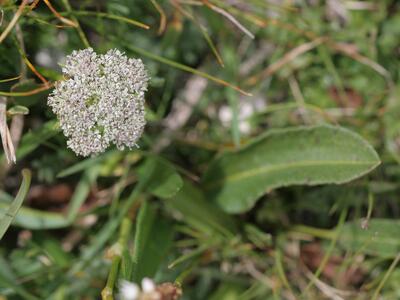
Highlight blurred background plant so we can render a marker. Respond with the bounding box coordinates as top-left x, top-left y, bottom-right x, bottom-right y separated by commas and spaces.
0, 0, 399, 299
